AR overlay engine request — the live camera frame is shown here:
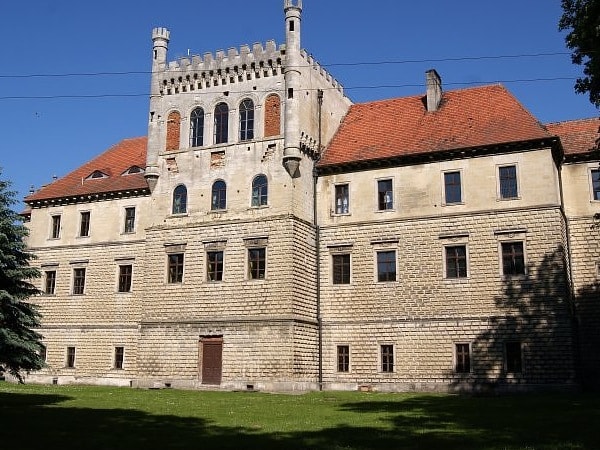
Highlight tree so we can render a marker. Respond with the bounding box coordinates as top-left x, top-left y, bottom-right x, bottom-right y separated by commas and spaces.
0, 169, 45, 382
559, 0, 600, 109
